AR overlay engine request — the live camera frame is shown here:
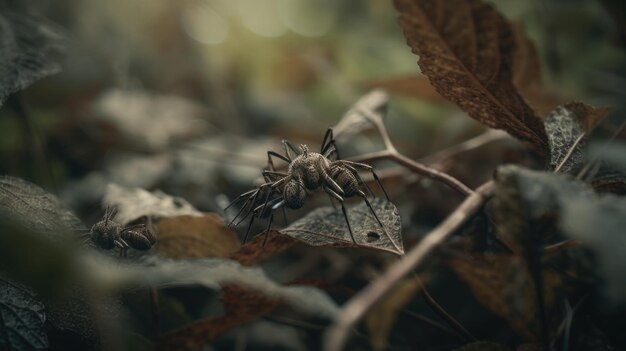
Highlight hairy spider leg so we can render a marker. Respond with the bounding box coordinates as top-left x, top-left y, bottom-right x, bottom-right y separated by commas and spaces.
321, 128, 340, 160
227, 178, 286, 227
340, 160, 389, 201
323, 186, 357, 244
267, 151, 290, 171
241, 178, 288, 242
262, 199, 286, 246
242, 193, 282, 243
355, 190, 402, 253
343, 163, 375, 198
262, 170, 288, 181
114, 238, 129, 257
281, 140, 300, 161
